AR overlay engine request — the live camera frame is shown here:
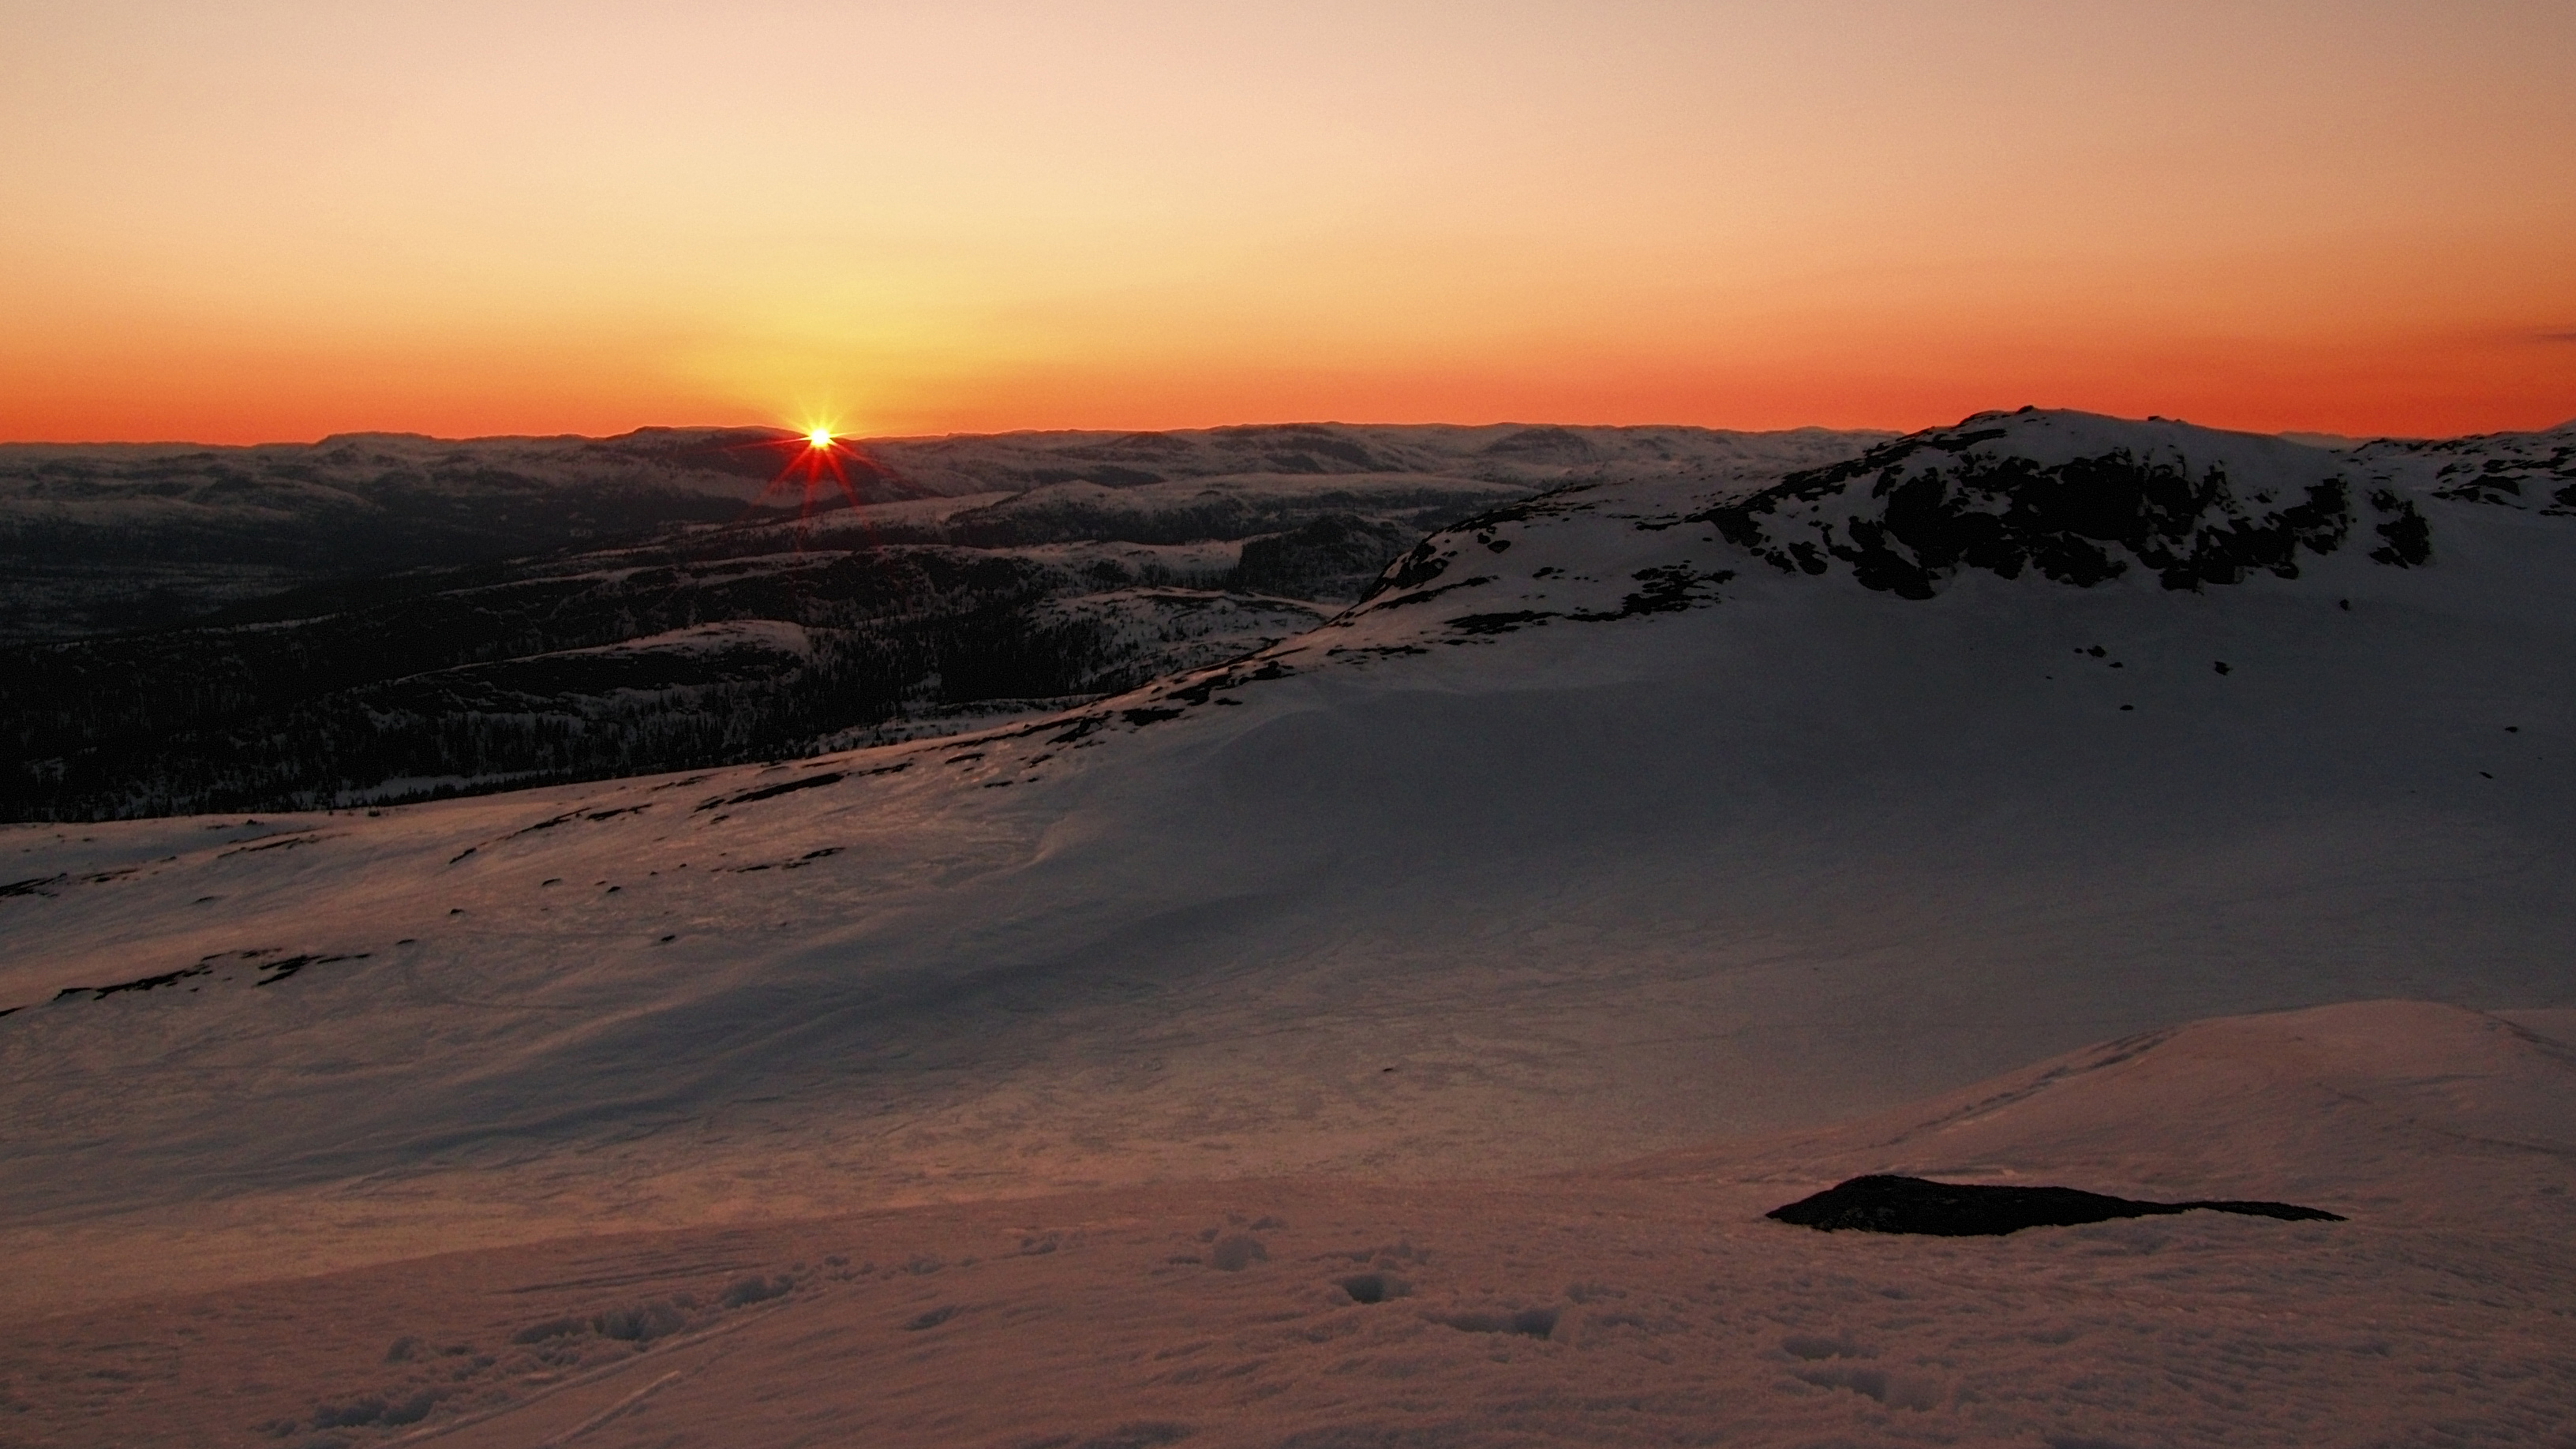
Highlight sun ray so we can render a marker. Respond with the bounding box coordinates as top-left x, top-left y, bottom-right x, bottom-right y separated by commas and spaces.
685, 420, 878, 552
